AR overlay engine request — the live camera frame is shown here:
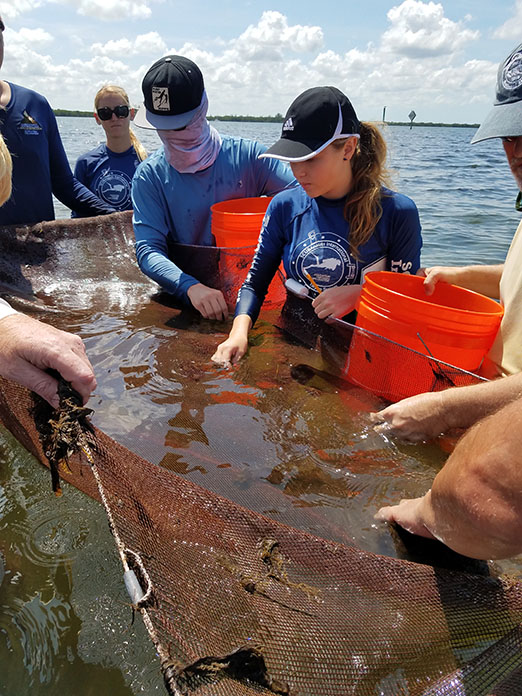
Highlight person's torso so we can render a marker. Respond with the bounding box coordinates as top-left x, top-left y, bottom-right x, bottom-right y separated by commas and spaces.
278, 188, 414, 289
77, 144, 139, 211
0, 82, 57, 224
138, 135, 268, 245
488, 218, 522, 376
